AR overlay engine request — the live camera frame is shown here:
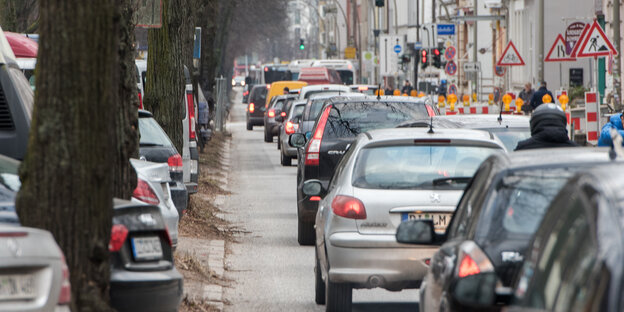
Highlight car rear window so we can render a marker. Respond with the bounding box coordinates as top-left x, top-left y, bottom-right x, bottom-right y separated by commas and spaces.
139, 117, 174, 147
250, 87, 267, 104
273, 99, 286, 111
323, 102, 429, 139
305, 98, 329, 121
352, 145, 498, 190
476, 168, 573, 238
486, 128, 531, 151
291, 104, 305, 120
